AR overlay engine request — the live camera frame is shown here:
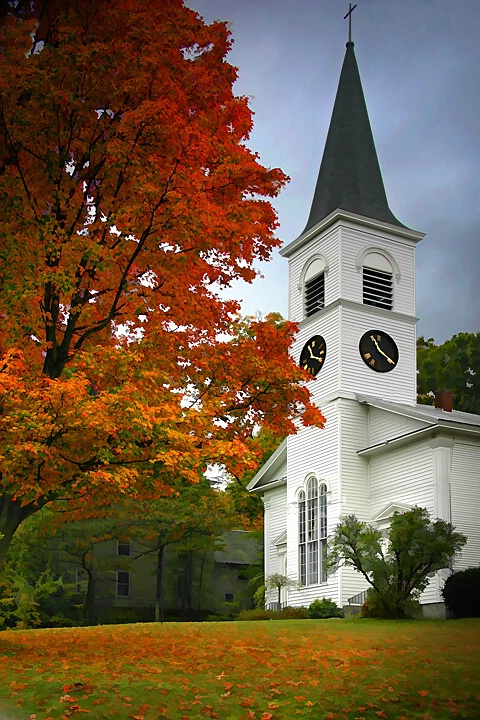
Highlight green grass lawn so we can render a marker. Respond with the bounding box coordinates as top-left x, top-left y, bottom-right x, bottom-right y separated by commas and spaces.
0, 618, 479, 720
